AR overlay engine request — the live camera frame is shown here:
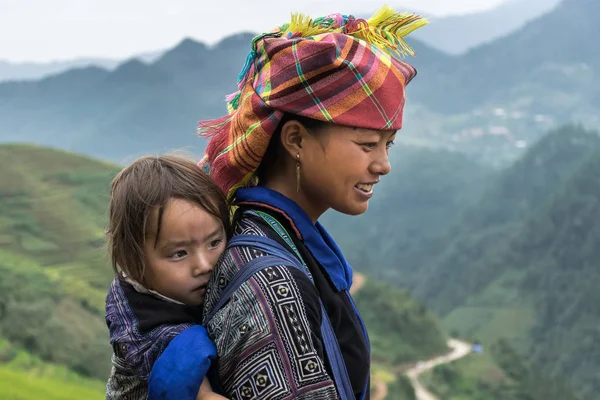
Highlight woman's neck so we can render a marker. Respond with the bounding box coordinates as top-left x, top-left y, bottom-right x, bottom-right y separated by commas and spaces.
262, 177, 326, 224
